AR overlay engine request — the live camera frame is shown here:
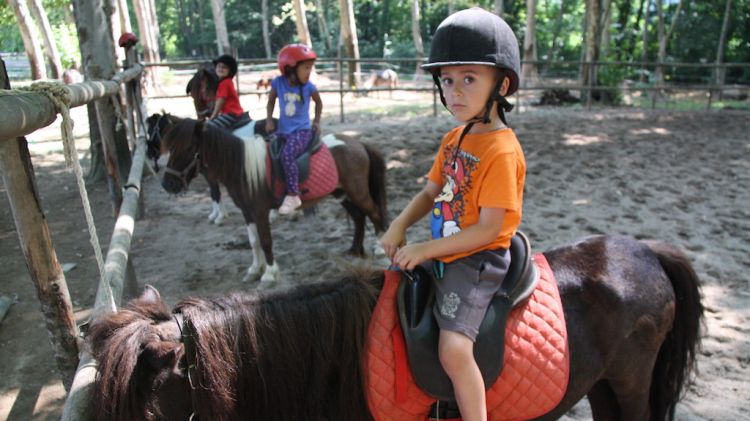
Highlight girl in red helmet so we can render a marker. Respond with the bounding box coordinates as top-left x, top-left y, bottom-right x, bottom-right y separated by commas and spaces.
265, 44, 323, 214
207, 54, 244, 130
